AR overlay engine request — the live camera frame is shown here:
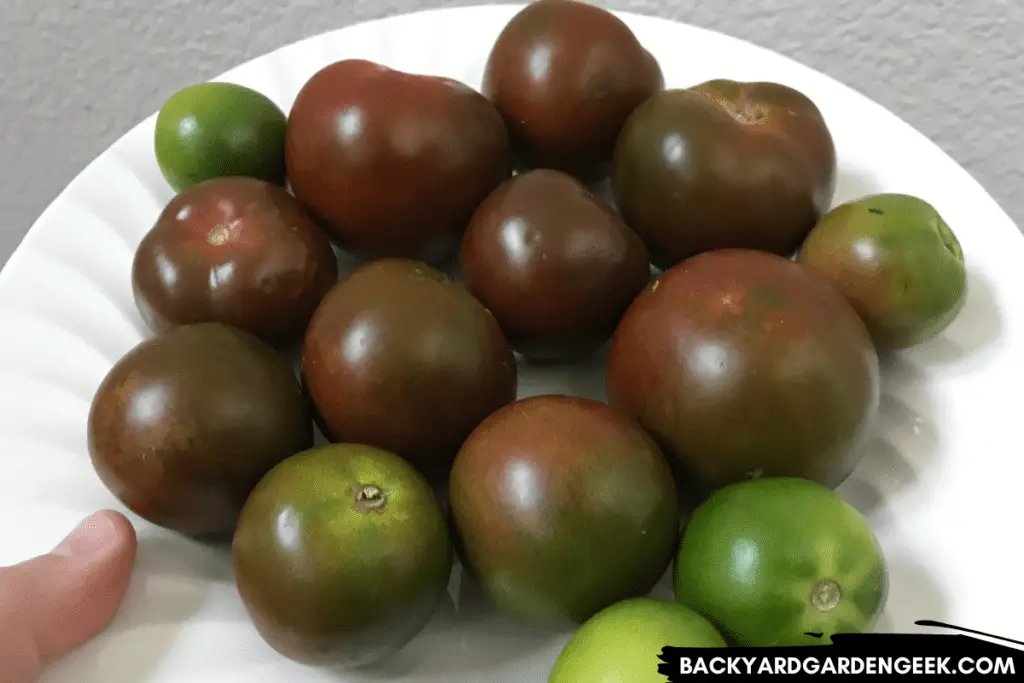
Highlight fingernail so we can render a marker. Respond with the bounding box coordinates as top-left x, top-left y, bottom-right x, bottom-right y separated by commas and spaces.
53, 510, 121, 558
